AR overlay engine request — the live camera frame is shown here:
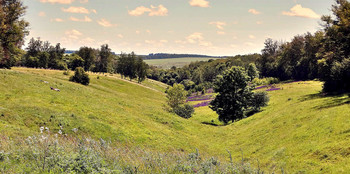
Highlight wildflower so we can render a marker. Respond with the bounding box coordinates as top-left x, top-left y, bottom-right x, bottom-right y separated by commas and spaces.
72, 128, 78, 133
58, 130, 62, 135
40, 127, 44, 133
